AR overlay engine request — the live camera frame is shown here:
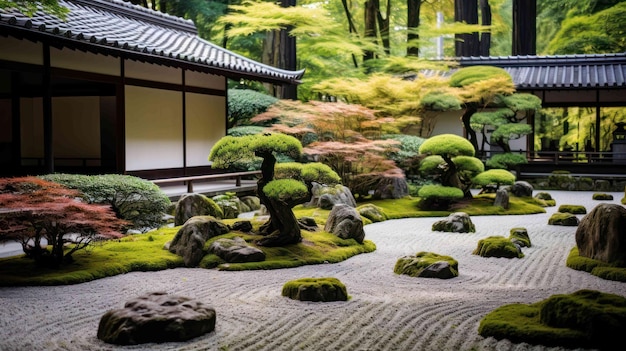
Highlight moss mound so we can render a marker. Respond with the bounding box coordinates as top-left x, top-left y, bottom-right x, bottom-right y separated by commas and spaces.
509, 227, 531, 248
479, 289, 626, 350
548, 212, 579, 226
394, 251, 459, 279
473, 236, 523, 258
282, 277, 348, 302
566, 247, 626, 282
557, 204, 587, 214
592, 193, 614, 201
